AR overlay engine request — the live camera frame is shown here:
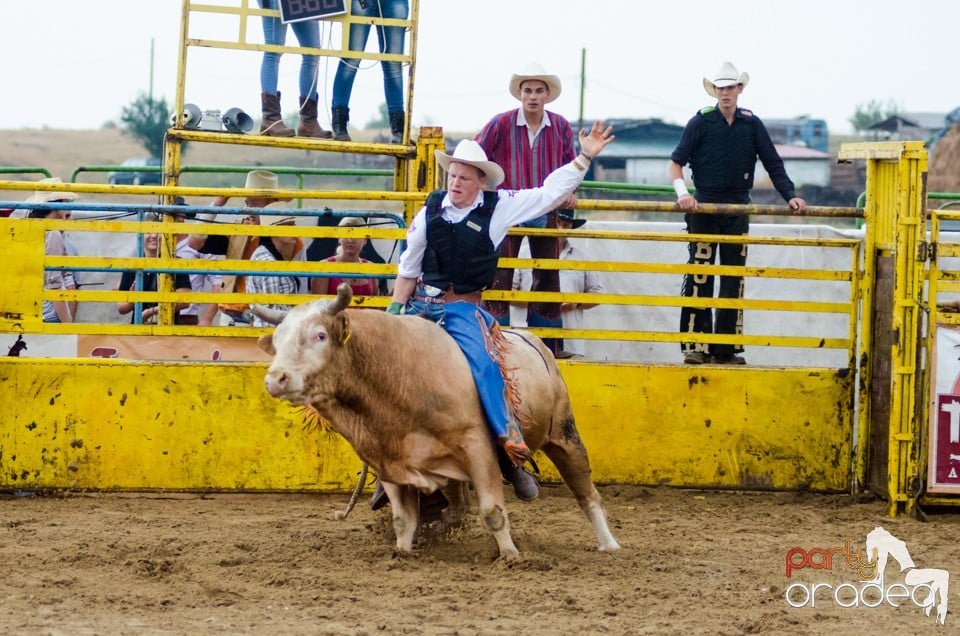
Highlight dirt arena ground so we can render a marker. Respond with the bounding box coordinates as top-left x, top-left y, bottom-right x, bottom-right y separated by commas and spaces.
2, 485, 958, 635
